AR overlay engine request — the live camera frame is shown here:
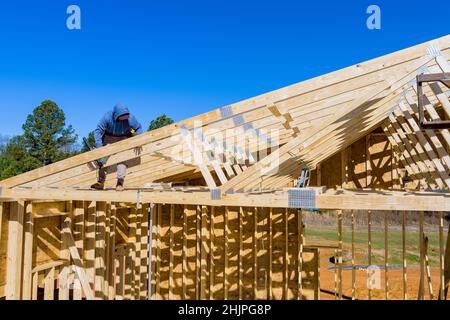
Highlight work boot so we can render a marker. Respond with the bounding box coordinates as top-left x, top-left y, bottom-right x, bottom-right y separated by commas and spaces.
91, 182, 105, 190
116, 179, 124, 192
